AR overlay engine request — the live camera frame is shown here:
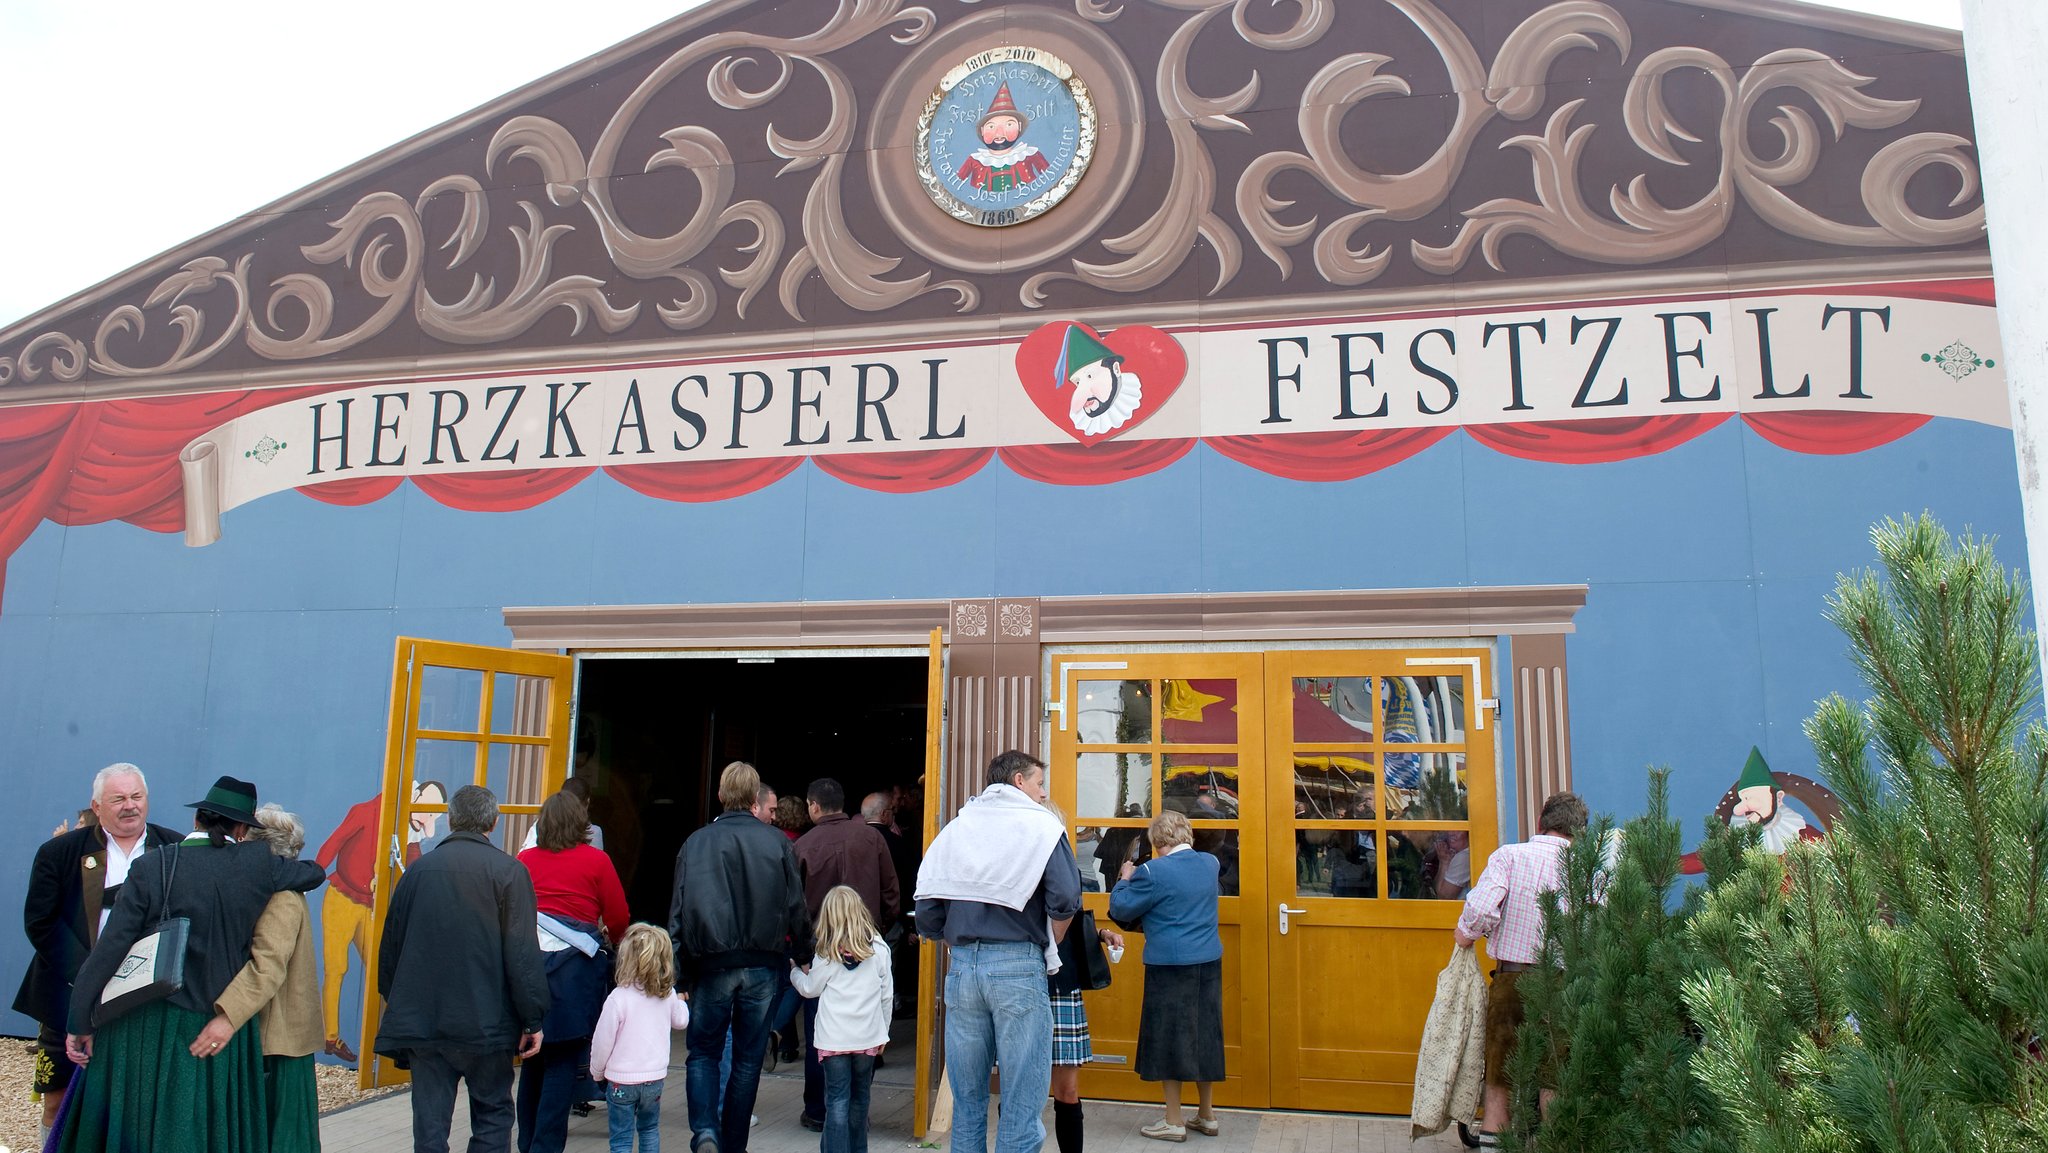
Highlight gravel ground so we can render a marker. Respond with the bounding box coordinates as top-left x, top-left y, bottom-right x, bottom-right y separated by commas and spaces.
0, 1037, 399, 1151
0, 1039, 49, 1153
